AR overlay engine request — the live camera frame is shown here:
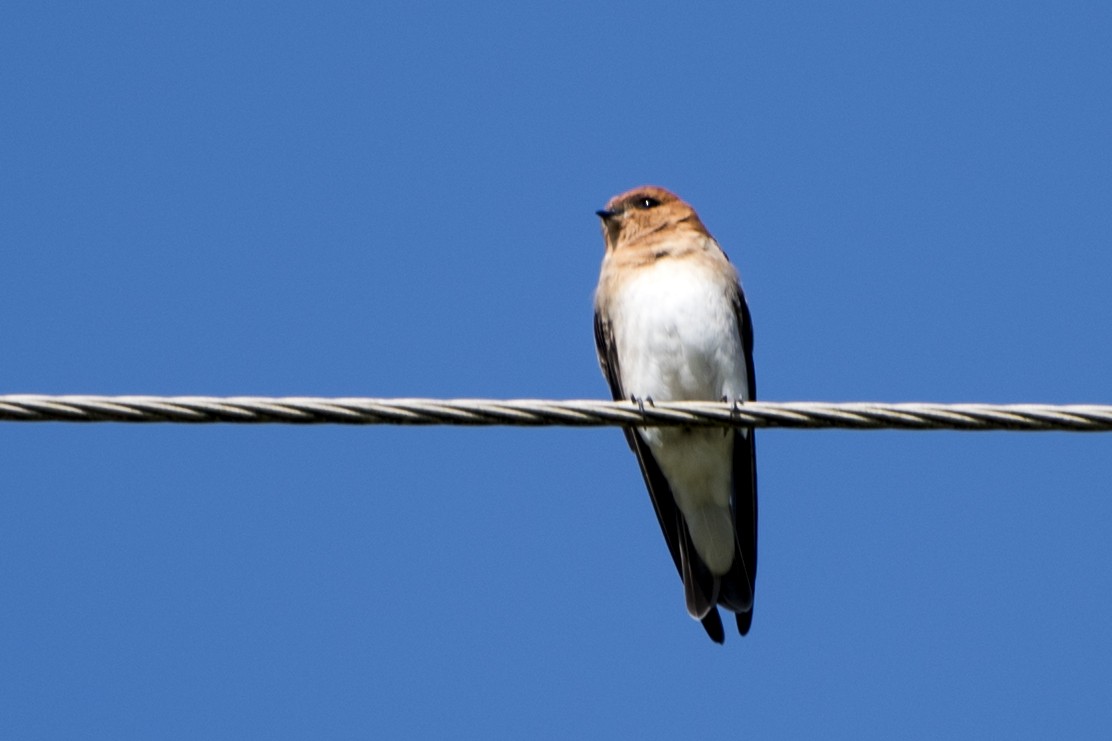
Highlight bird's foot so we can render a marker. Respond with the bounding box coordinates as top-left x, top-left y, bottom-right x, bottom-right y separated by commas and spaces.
723, 395, 743, 437
631, 395, 655, 416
